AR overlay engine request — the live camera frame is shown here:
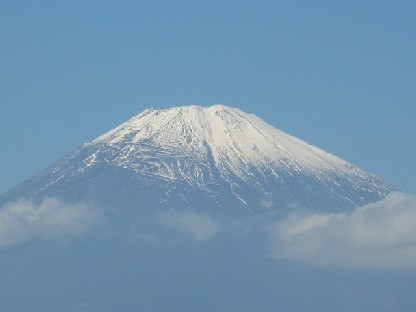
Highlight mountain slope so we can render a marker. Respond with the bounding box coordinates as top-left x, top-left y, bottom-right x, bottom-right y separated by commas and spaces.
0, 105, 394, 215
